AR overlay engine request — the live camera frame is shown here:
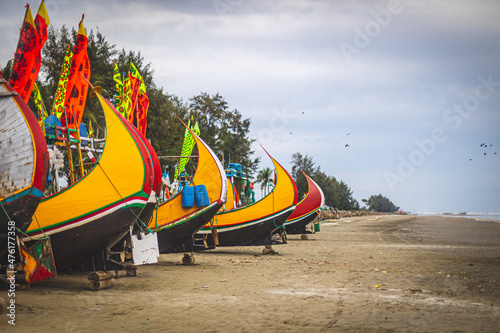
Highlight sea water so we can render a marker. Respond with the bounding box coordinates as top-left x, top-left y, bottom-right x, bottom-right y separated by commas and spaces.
440, 213, 500, 222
